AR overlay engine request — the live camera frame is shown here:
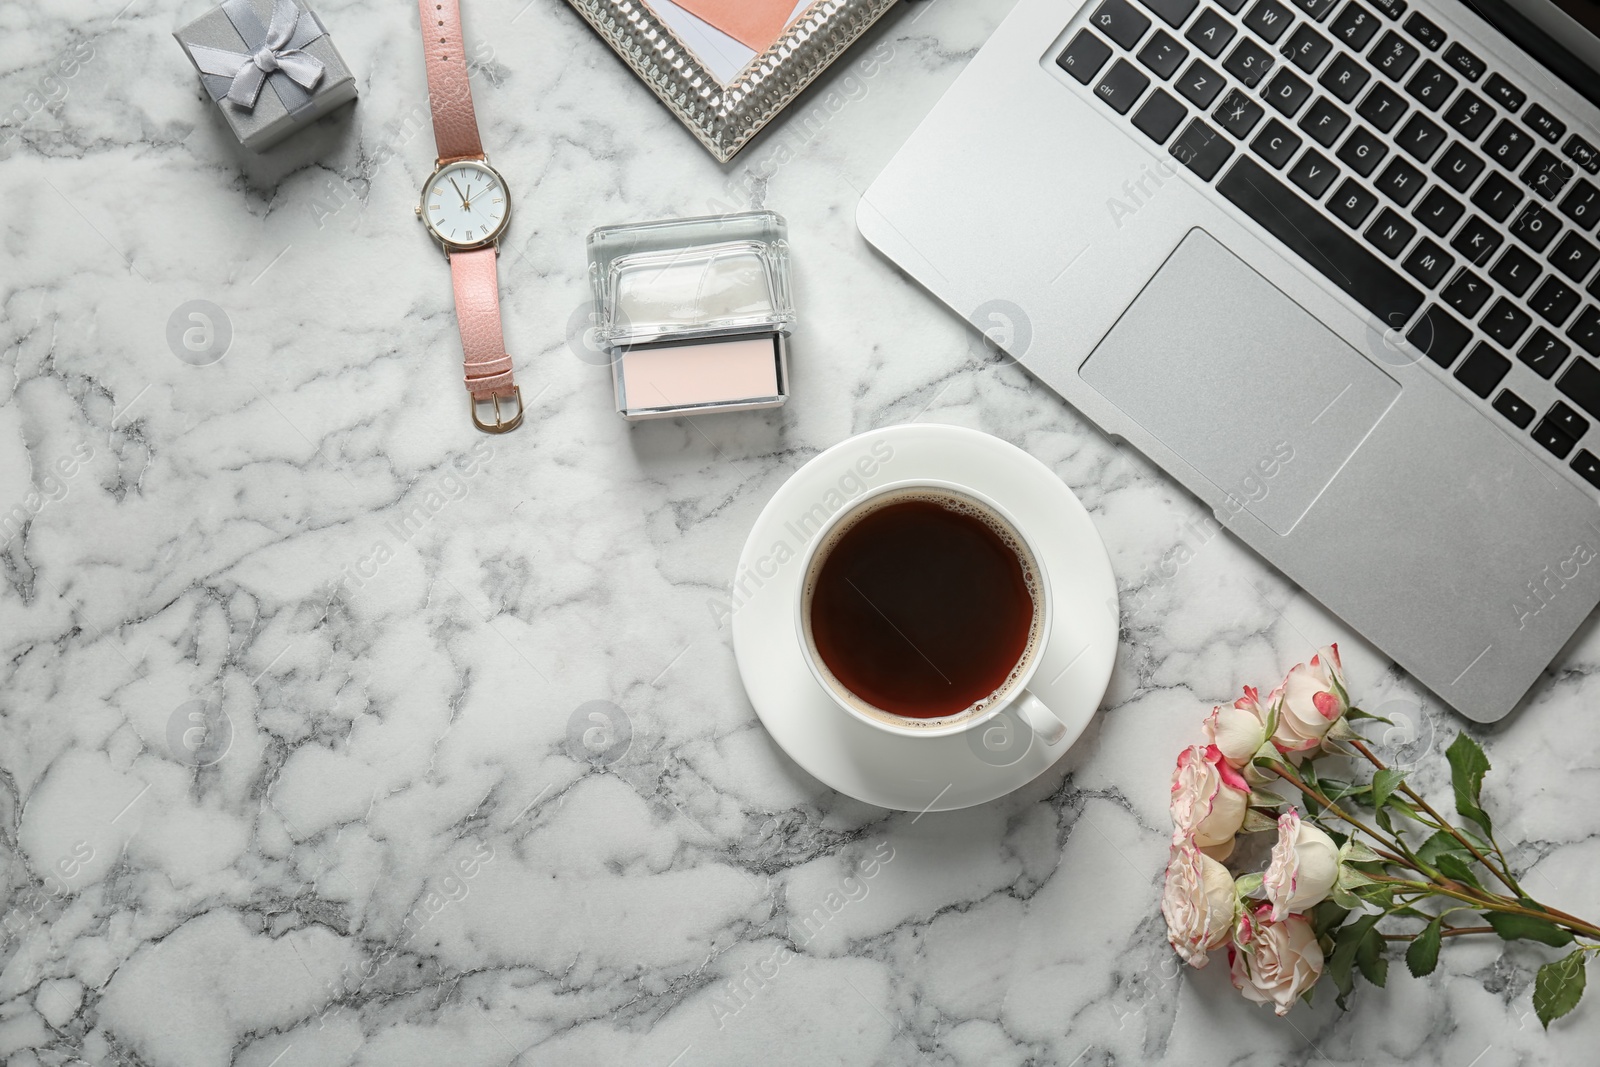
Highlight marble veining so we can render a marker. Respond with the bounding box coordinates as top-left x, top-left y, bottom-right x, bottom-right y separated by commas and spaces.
2, 1, 1599, 1064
